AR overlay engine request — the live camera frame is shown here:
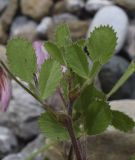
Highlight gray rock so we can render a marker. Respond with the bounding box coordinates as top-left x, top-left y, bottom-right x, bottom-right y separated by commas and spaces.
113, 0, 135, 9
10, 16, 37, 41
21, 0, 53, 20
66, 0, 85, 12
0, 126, 17, 157
85, 0, 114, 12
0, 81, 44, 139
99, 56, 135, 100
87, 5, 129, 53
125, 21, 135, 59
36, 17, 53, 36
